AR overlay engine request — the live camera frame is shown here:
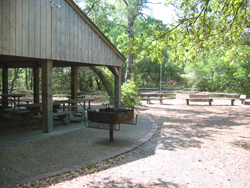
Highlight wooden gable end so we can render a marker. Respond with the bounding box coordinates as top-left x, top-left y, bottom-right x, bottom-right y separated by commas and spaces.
0, 0, 125, 66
